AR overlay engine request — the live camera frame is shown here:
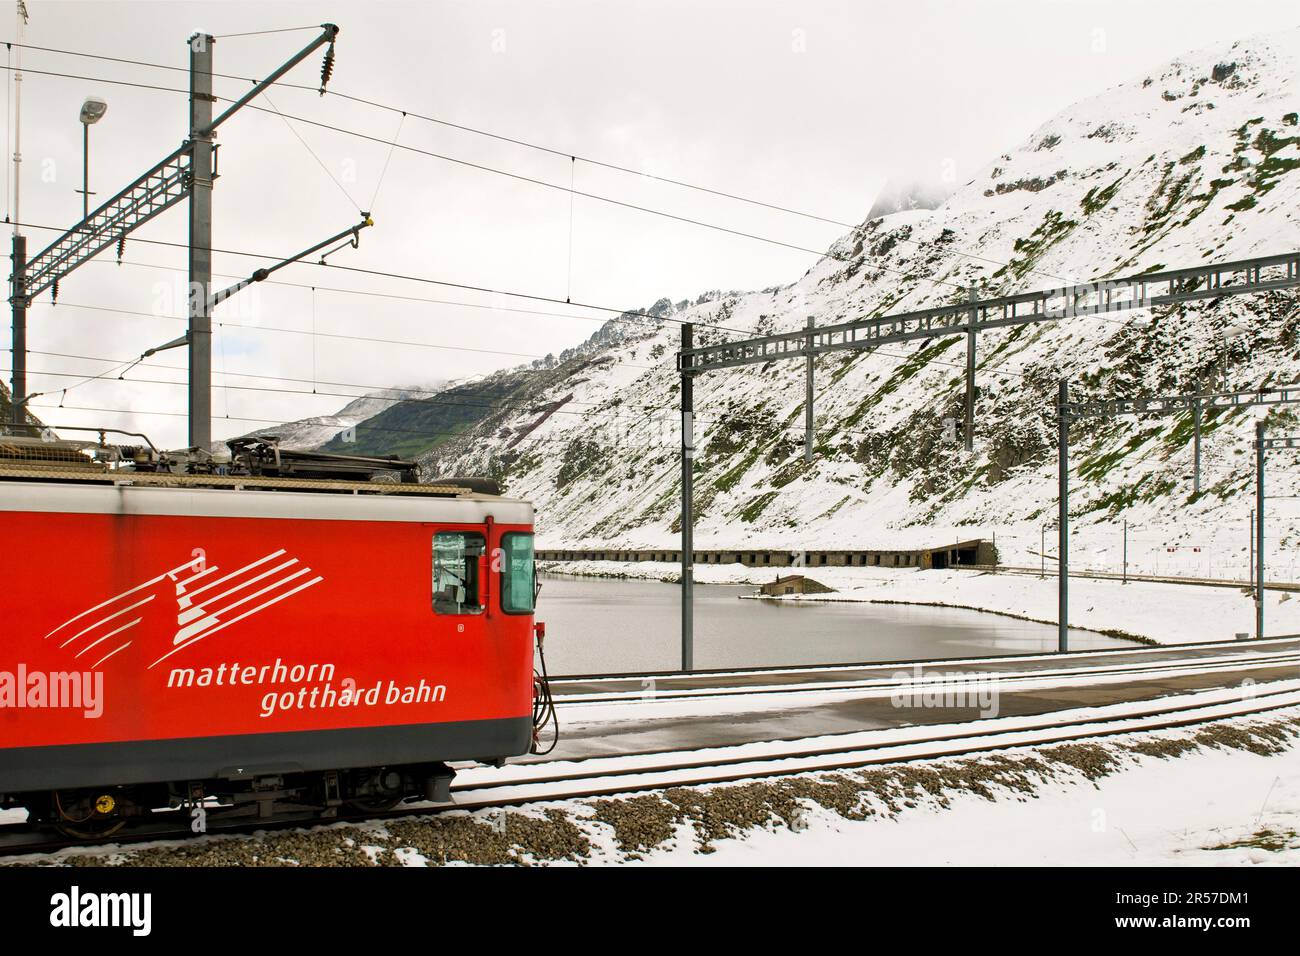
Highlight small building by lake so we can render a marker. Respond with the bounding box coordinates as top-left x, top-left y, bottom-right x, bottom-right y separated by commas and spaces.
758, 574, 835, 597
